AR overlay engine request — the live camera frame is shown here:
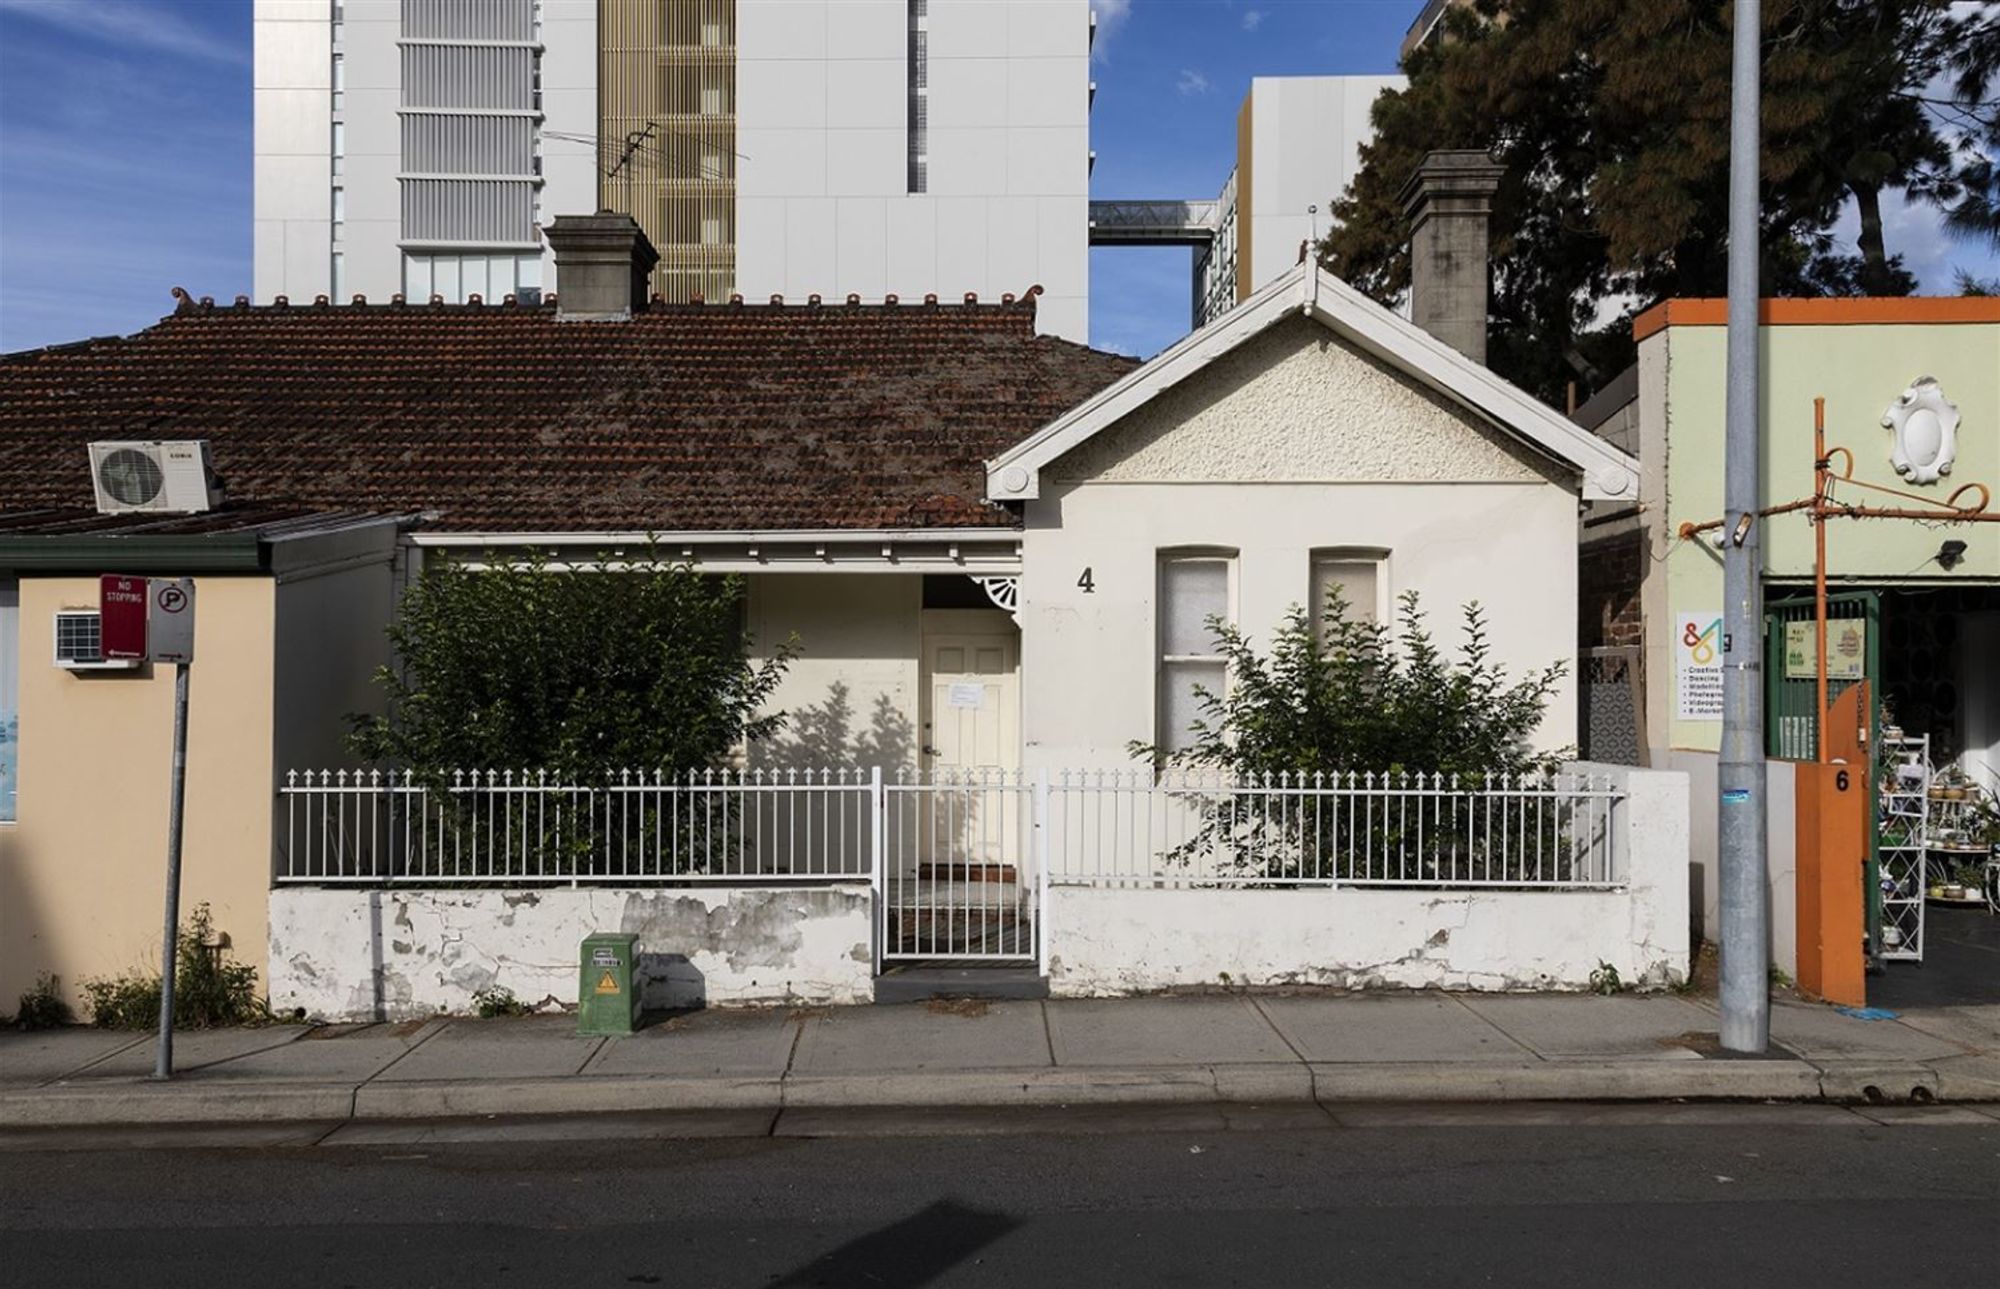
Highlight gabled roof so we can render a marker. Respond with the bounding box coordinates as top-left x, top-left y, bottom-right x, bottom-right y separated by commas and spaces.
0, 292, 1138, 535
987, 265, 1642, 503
